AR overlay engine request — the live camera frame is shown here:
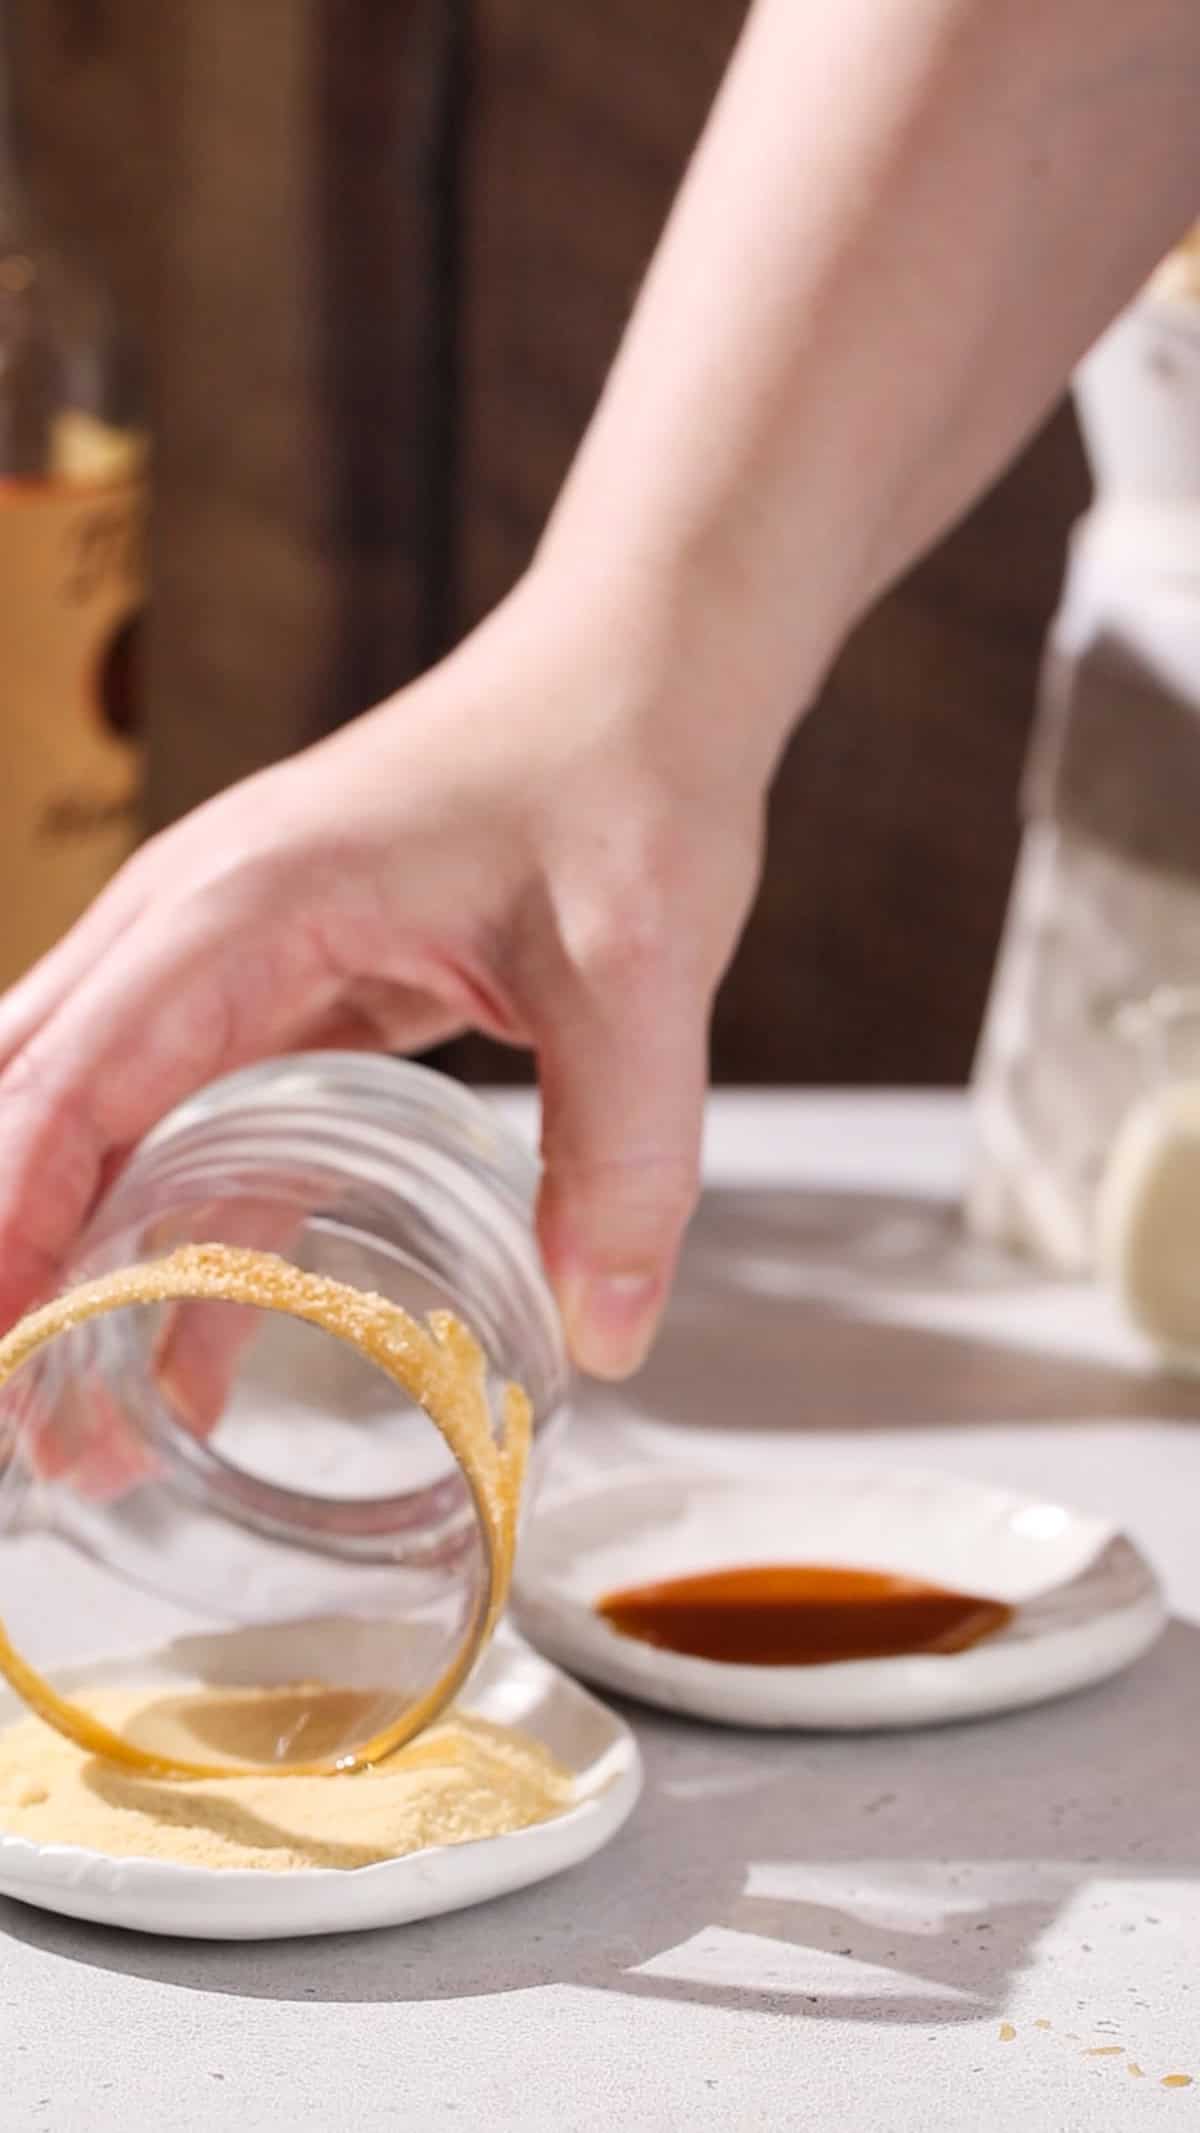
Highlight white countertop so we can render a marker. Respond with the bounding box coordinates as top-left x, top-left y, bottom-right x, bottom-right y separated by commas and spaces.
9, 1090, 1200, 2133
